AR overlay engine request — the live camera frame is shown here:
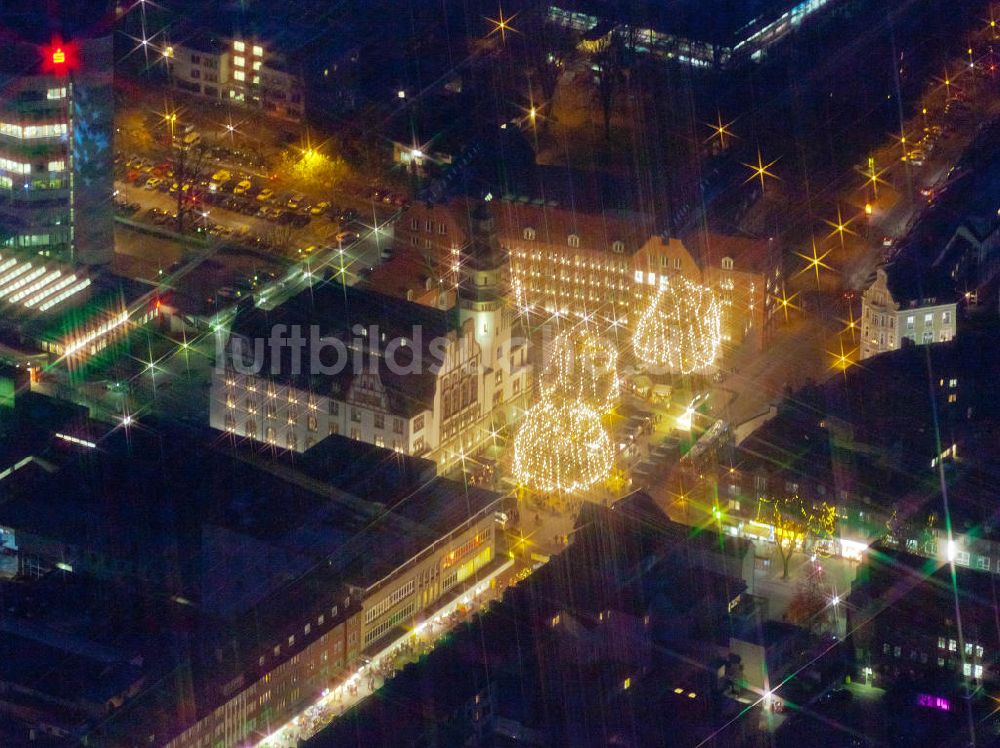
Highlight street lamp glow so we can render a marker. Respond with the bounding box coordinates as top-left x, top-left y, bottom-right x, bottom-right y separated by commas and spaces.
742, 148, 780, 191
486, 6, 519, 43
794, 238, 834, 287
